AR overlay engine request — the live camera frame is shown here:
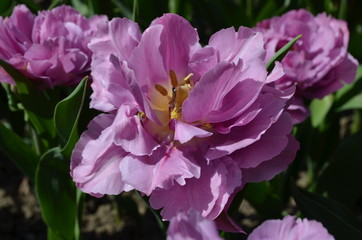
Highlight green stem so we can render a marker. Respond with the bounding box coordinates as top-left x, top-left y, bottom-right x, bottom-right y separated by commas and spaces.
31, 126, 41, 156
306, 156, 316, 192
338, 0, 347, 20
132, 0, 138, 22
